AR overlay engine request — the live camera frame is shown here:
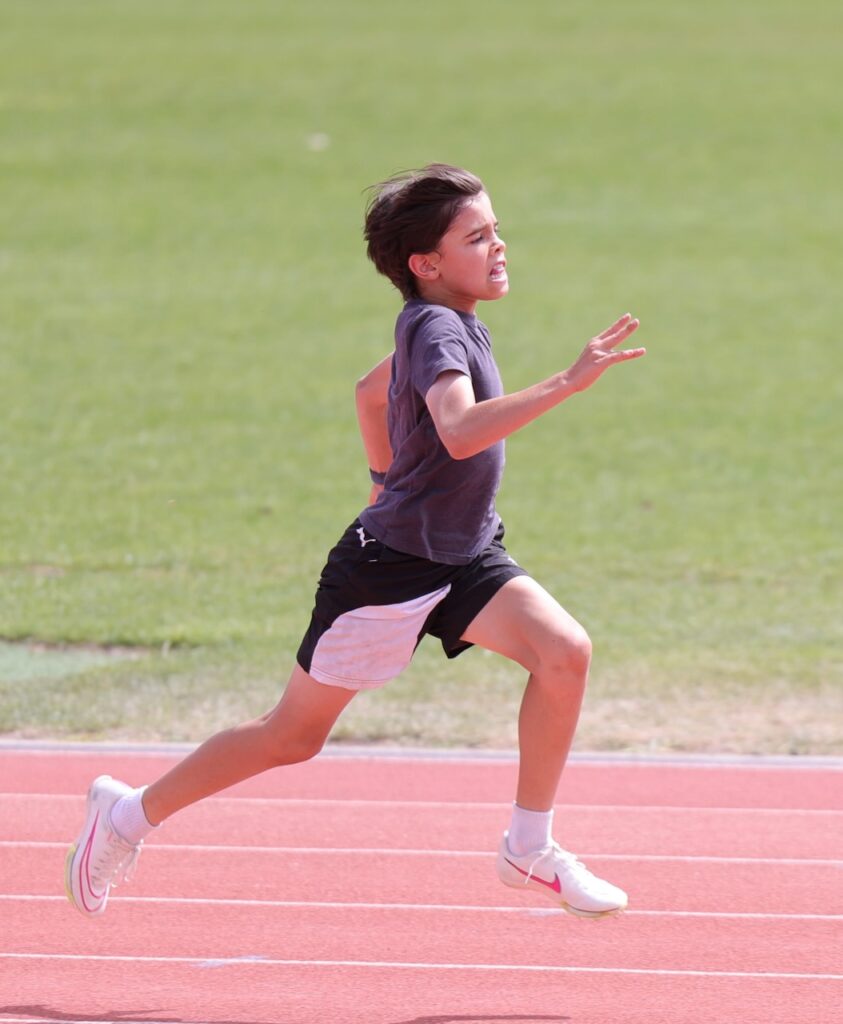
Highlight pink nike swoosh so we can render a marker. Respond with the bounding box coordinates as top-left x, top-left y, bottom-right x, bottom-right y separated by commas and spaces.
504, 857, 562, 894
80, 809, 106, 913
